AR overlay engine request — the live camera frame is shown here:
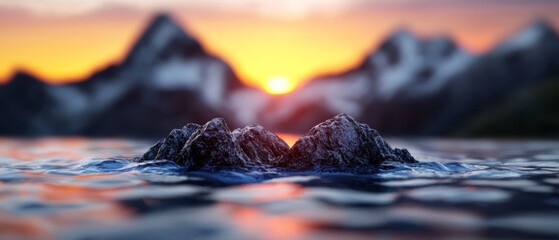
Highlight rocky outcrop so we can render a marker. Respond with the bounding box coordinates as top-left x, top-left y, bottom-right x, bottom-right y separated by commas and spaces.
139, 114, 416, 173
140, 139, 164, 161
173, 118, 250, 170
139, 118, 289, 170
276, 114, 416, 172
232, 125, 289, 165
140, 123, 200, 161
